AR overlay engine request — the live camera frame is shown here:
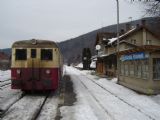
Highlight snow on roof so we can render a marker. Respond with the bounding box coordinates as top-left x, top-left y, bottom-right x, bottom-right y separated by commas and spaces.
91, 55, 98, 61
99, 54, 109, 58
92, 58, 97, 61
108, 38, 117, 44
108, 27, 137, 44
